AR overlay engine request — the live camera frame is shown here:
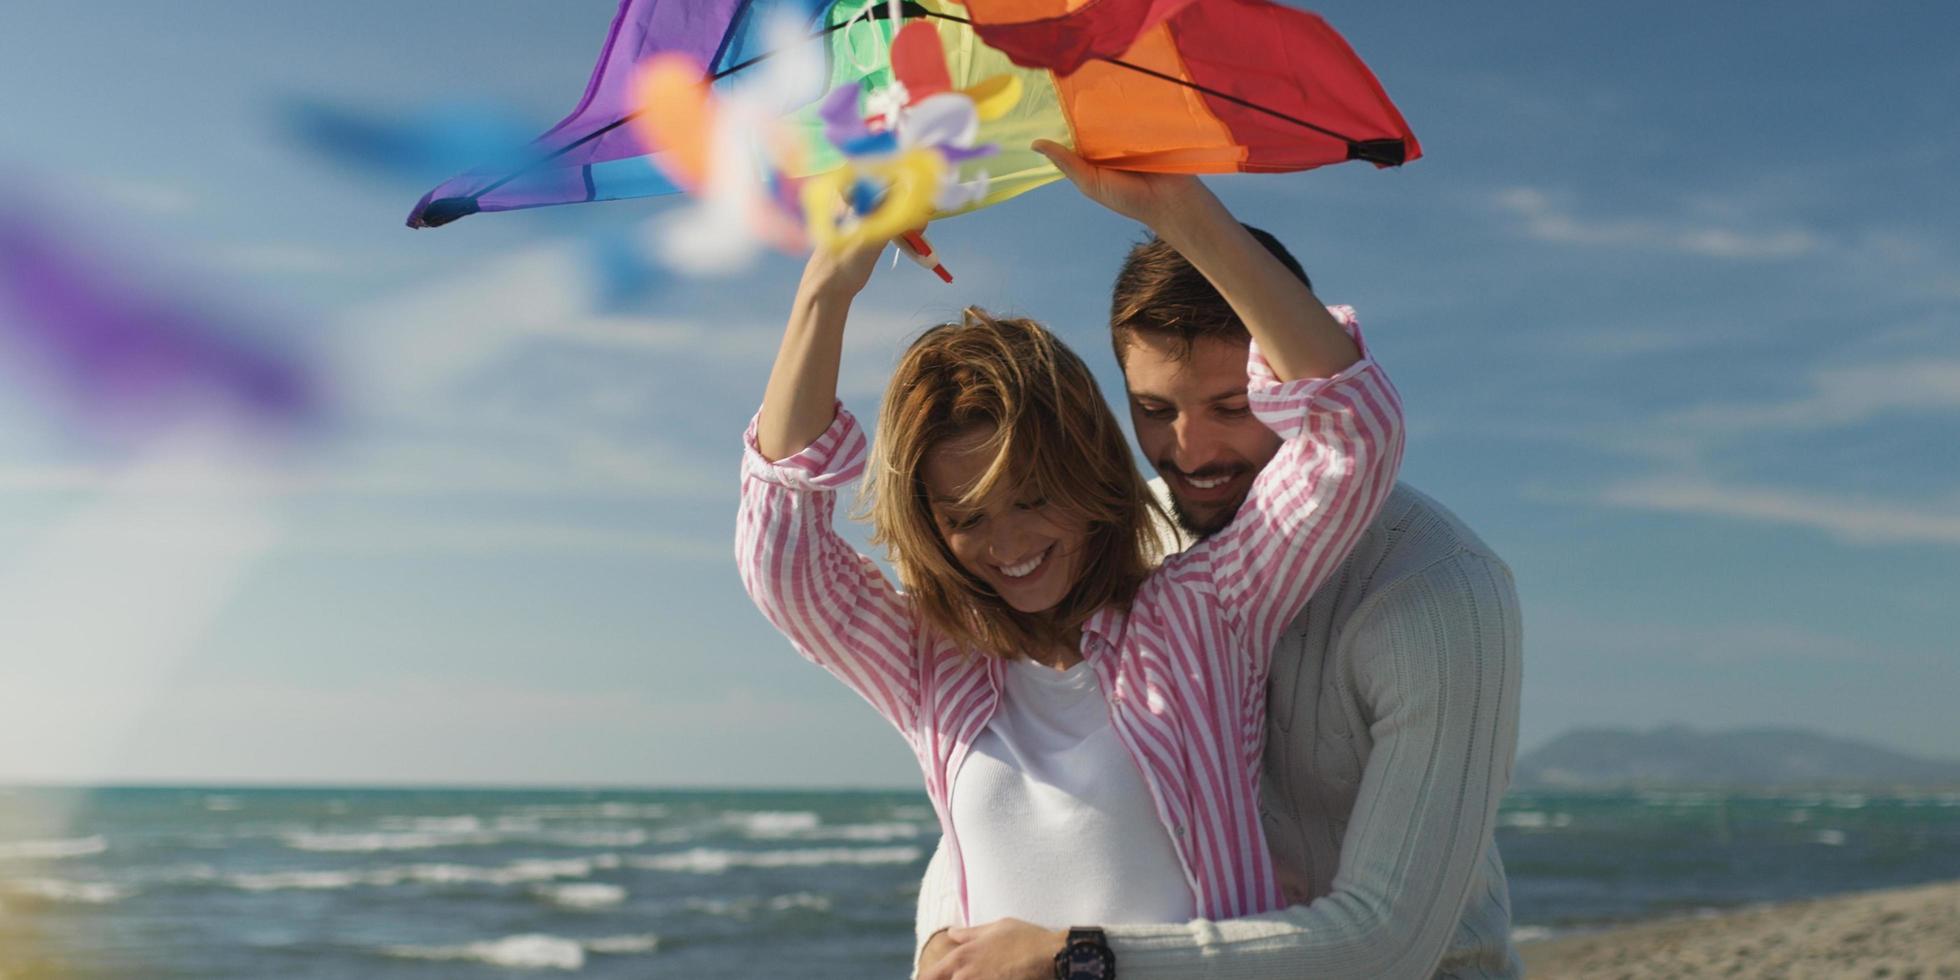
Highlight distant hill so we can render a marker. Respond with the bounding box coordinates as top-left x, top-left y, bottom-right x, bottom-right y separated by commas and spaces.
1515, 726, 1960, 790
